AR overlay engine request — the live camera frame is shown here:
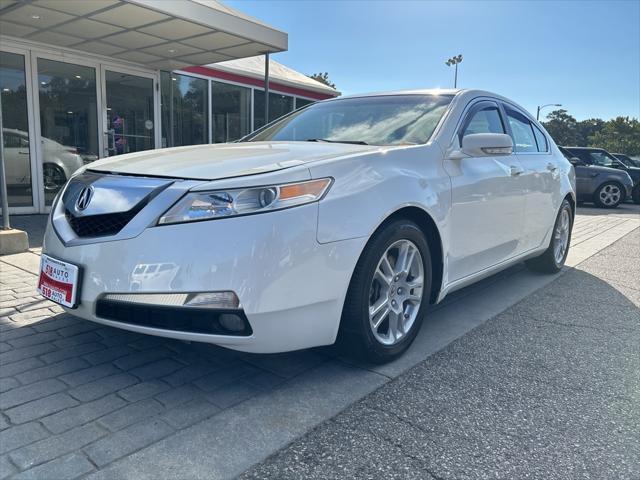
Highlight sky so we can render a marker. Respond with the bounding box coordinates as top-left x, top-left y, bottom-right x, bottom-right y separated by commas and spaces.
226, 0, 640, 121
